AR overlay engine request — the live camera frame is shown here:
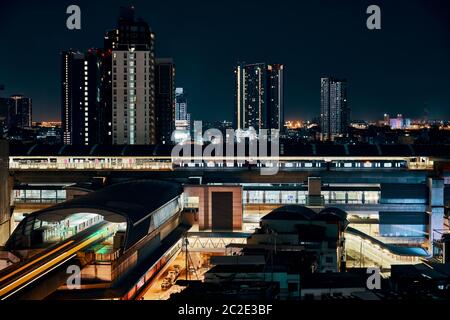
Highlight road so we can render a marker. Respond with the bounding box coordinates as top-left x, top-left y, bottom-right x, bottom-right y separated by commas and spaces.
141, 251, 210, 300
